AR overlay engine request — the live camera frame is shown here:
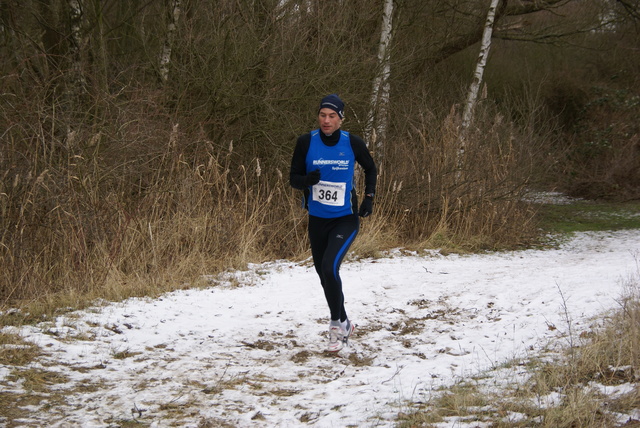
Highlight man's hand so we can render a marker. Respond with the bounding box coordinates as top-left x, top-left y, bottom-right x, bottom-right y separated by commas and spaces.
359, 195, 374, 217
303, 169, 321, 187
